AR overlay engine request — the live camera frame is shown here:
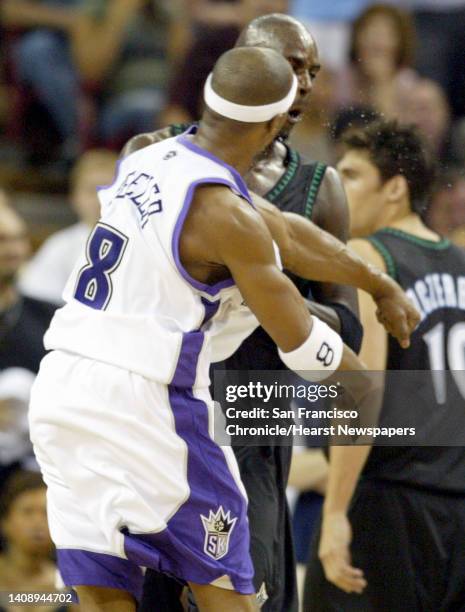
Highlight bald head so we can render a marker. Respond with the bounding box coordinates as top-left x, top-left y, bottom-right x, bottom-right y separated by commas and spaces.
236, 13, 316, 56
210, 46, 294, 107
234, 14, 320, 139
